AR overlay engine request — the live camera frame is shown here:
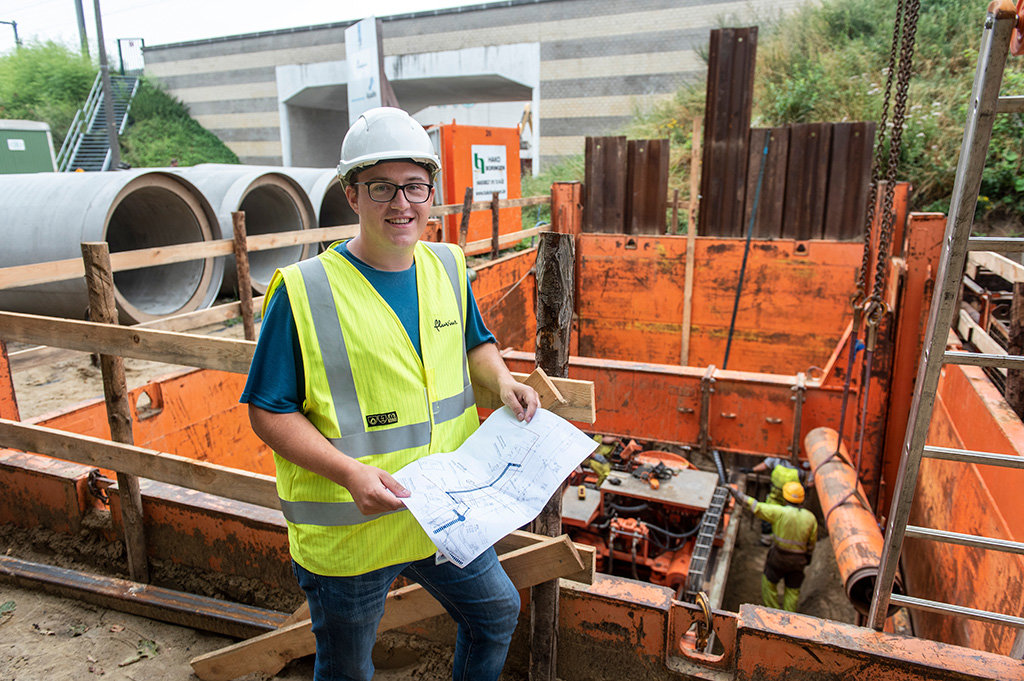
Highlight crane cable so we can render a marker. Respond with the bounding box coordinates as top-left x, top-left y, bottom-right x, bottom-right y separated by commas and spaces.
831, 0, 921, 489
